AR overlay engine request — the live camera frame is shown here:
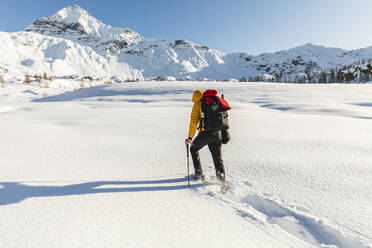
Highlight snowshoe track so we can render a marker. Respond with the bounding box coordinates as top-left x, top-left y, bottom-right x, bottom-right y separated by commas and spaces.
195, 176, 364, 248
